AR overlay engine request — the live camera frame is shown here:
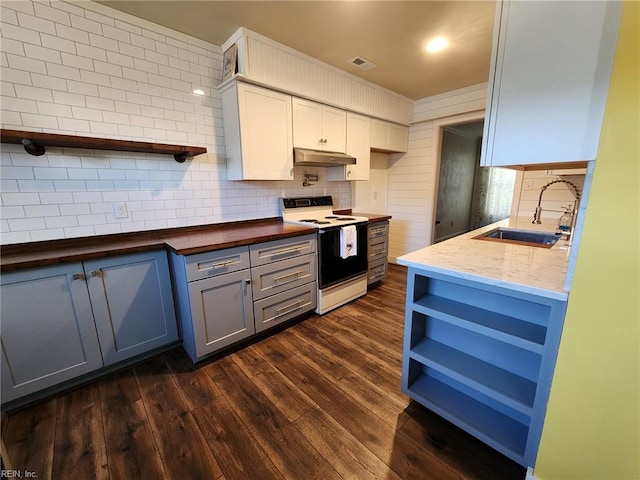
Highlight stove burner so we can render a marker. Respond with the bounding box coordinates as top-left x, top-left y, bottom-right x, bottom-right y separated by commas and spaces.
336, 217, 356, 221
324, 215, 338, 219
